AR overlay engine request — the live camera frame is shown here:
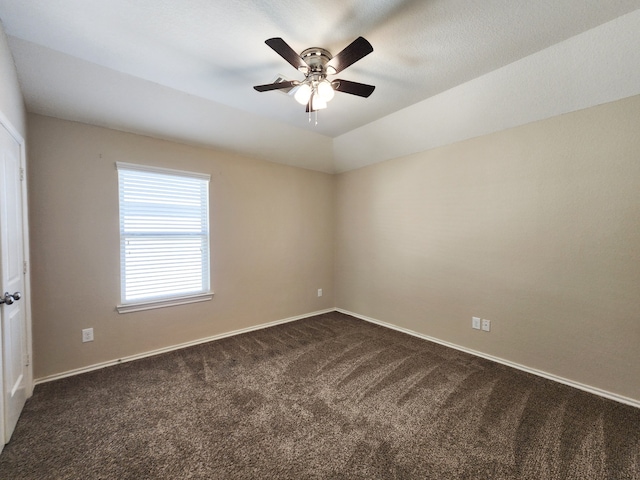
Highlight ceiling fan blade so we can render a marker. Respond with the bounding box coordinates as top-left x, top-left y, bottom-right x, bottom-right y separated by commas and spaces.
253, 80, 298, 92
326, 37, 373, 74
332, 79, 376, 97
265, 38, 308, 72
